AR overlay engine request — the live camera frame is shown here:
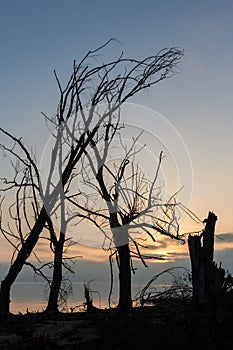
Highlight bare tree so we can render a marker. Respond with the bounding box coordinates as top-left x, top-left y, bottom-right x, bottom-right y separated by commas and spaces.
0, 40, 183, 314
69, 133, 184, 312
0, 126, 76, 314
135, 267, 192, 307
